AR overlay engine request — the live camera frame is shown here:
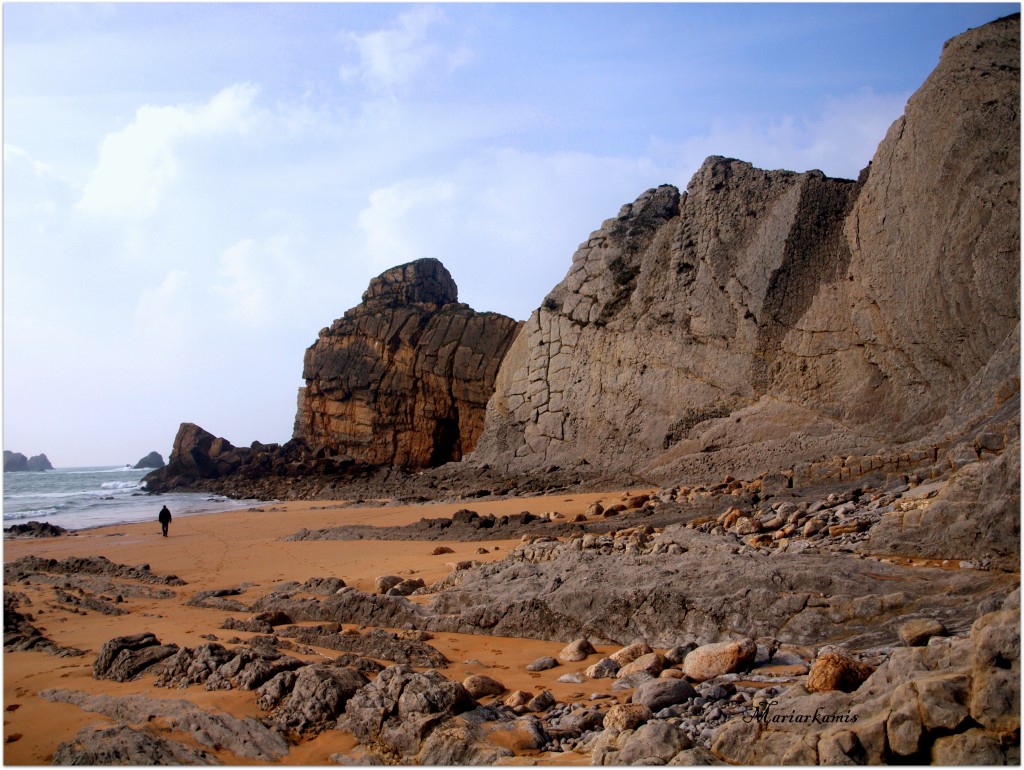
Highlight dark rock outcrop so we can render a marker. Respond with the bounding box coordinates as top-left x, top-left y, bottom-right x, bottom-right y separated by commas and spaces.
4, 451, 52, 472
3, 521, 68, 538
4, 555, 185, 586
40, 689, 289, 761
3, 593, 85, 658
52, 724, 221, 765
93, 633, 179, 682
293, 258, 521, 469
132, 451, 165, 469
